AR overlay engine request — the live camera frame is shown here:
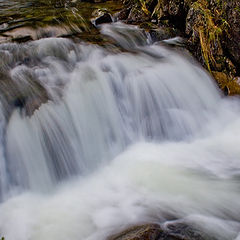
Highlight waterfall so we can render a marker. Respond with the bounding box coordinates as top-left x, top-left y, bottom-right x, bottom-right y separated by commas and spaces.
1, 23, 240, 240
